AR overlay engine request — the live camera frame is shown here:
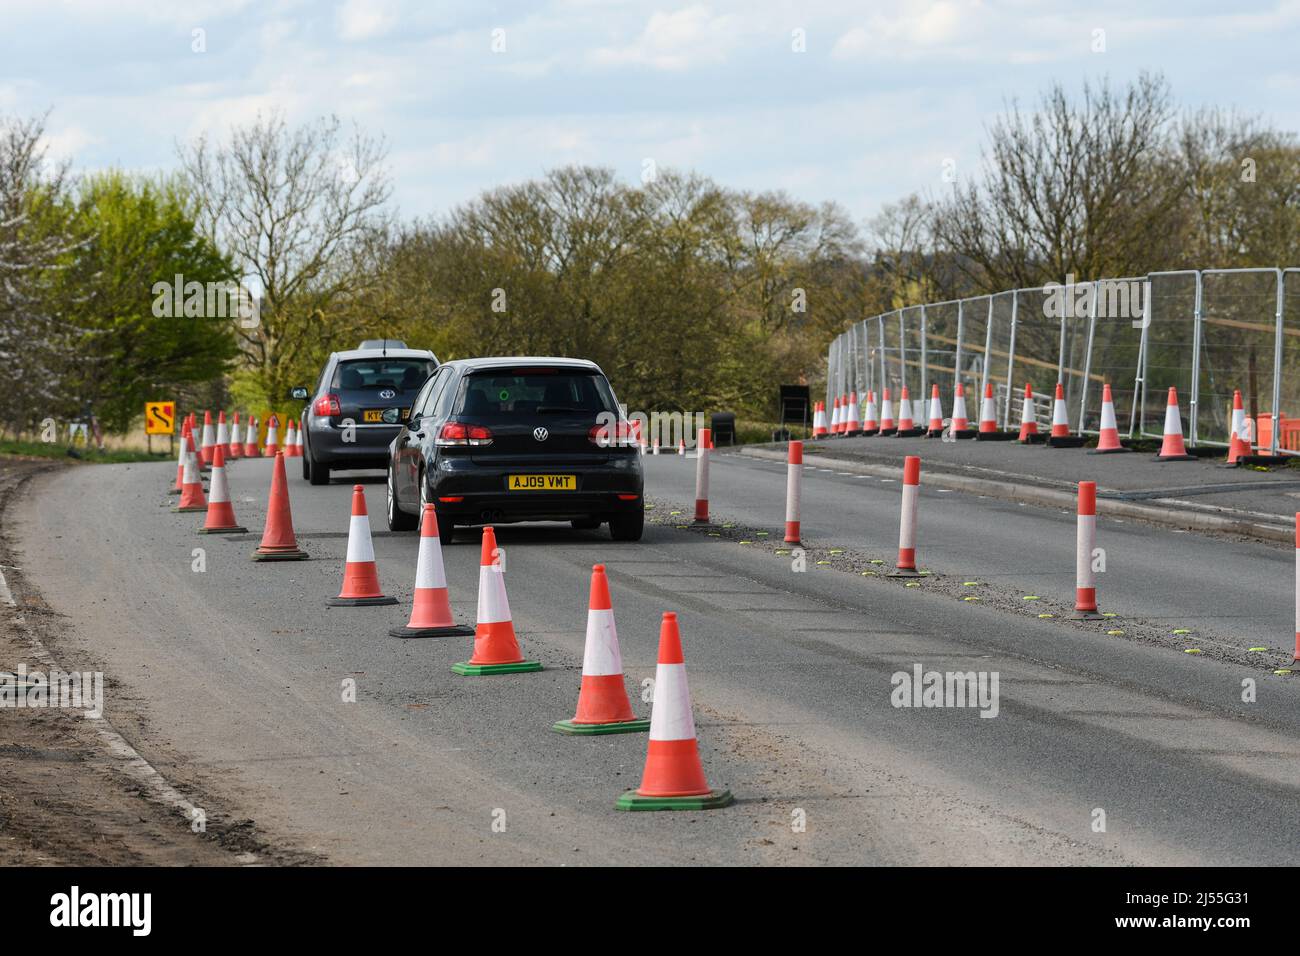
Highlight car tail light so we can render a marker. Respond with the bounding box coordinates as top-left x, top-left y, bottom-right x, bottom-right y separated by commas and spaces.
314, 393, 341, 417
436, 422, 494, 447
588, 420, 635, 447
